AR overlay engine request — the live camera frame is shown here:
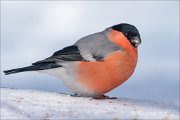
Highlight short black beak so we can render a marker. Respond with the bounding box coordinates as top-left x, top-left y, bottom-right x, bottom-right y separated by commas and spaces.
130, 36, 141, 47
